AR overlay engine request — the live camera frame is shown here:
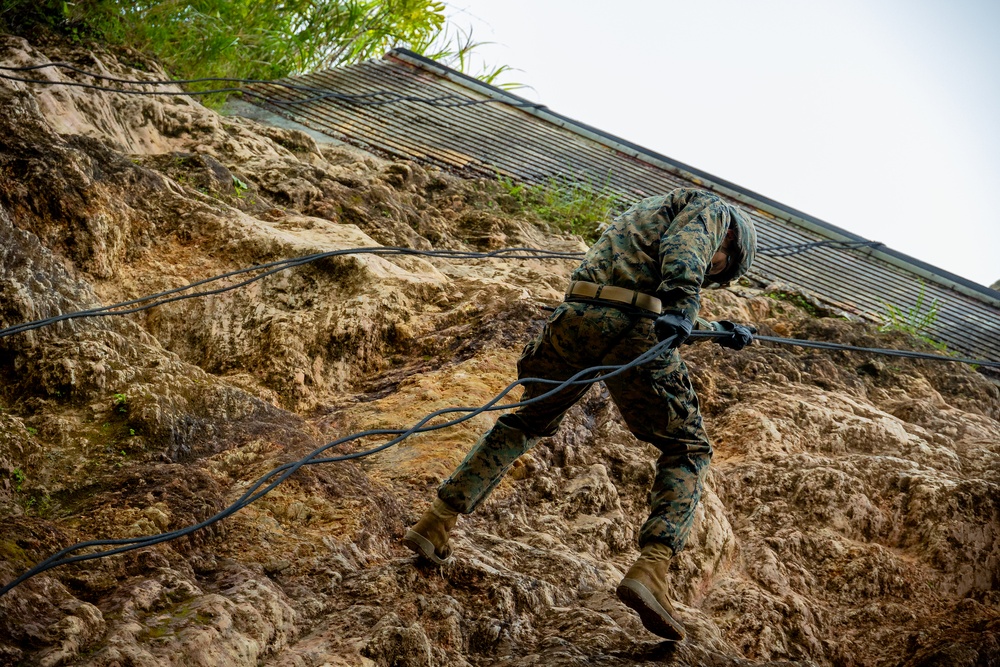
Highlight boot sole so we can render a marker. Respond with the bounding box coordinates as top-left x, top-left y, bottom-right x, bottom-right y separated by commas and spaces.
402, 529, 450, 565
616, 579, 686, 641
